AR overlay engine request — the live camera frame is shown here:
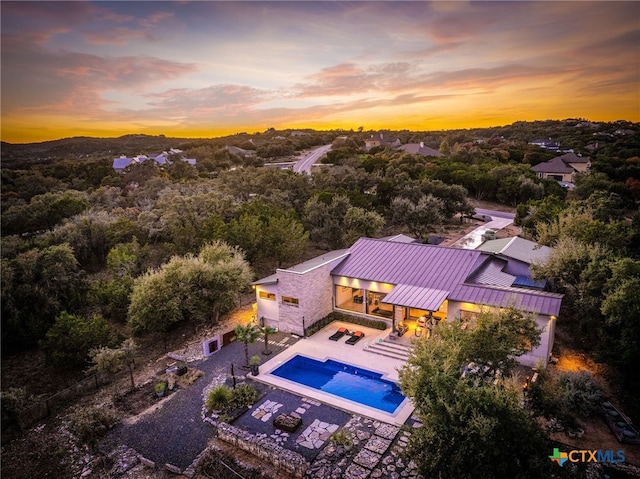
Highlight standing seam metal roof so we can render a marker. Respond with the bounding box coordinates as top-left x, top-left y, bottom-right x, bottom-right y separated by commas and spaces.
449, 284, 562, 316
331, 238, 563, 315
382, 285, 449, 311
466, 257, 516, 287
477, 237, 552, 265
330, 238, 483, 291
